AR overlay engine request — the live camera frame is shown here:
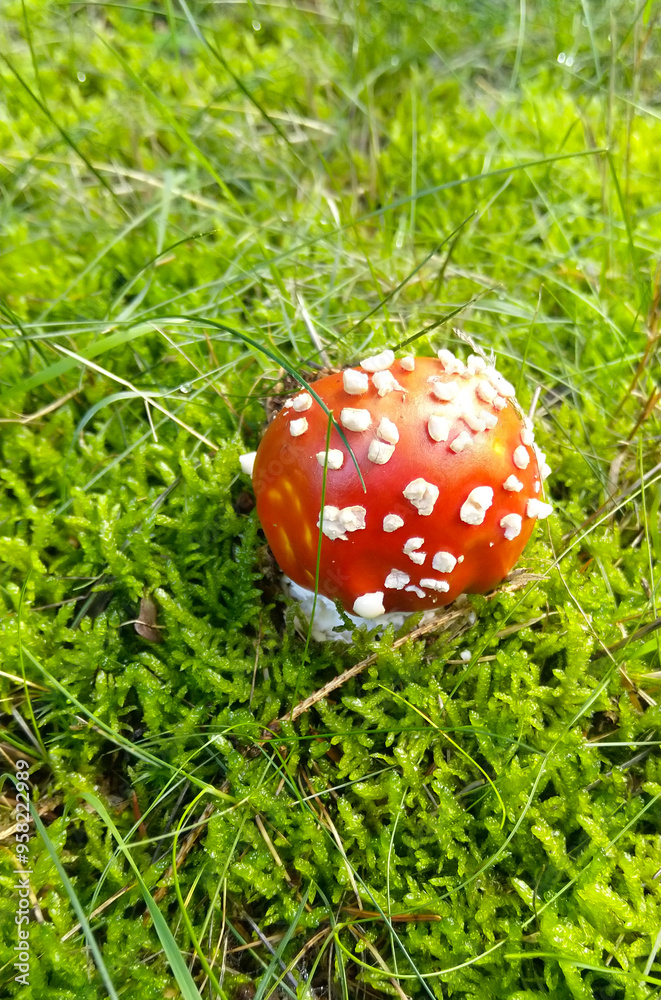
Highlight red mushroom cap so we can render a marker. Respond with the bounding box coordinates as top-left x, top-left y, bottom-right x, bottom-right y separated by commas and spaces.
252, 351, 552, 617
